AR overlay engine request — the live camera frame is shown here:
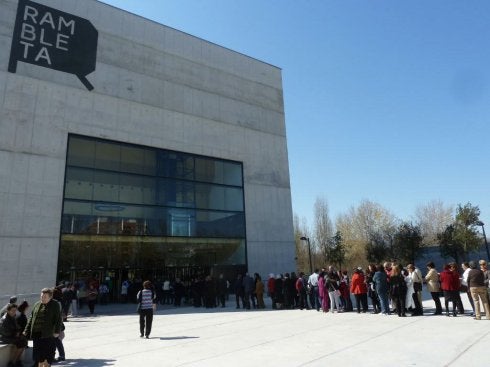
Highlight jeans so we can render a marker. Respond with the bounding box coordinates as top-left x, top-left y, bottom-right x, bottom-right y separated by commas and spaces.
377, 290, 390, 314
328, 290, 341, 312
